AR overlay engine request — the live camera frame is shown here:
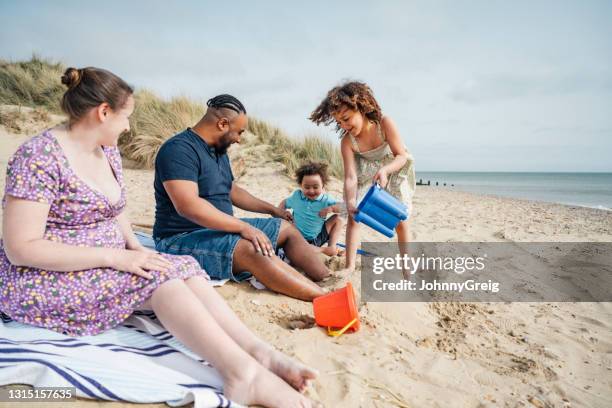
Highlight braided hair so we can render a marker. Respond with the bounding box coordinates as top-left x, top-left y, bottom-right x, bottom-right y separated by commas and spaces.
206, 94, 246, 114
